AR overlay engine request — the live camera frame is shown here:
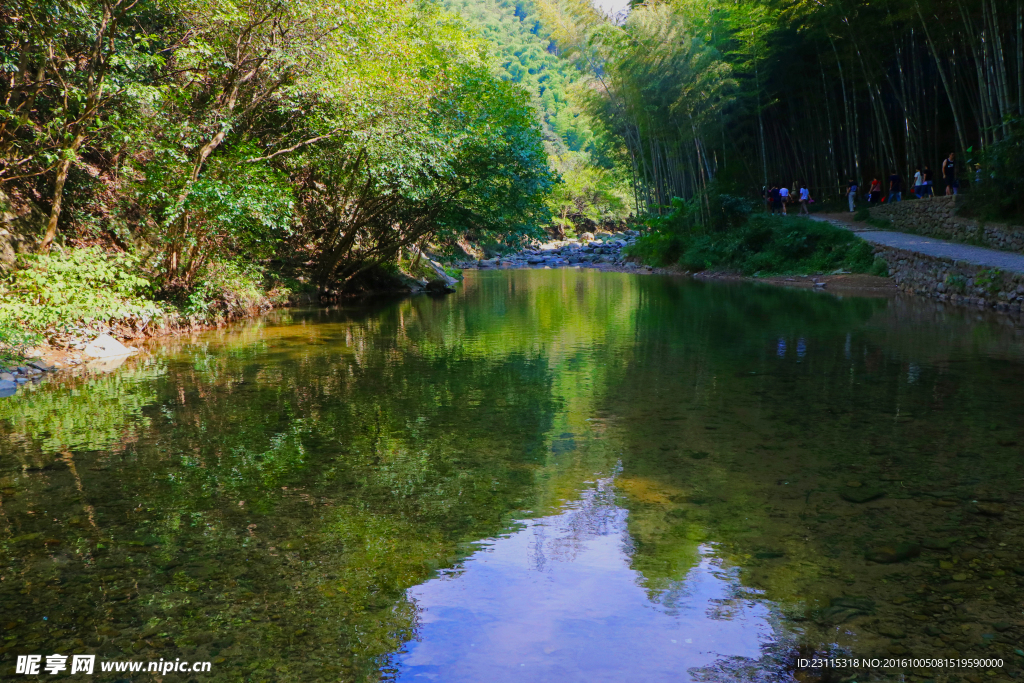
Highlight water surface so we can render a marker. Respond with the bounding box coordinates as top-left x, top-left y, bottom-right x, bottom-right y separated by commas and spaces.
2, 270, 1022, 682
